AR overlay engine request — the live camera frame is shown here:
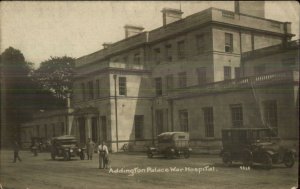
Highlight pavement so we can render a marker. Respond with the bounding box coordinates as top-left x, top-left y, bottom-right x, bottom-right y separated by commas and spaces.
0, 150, 298, 189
